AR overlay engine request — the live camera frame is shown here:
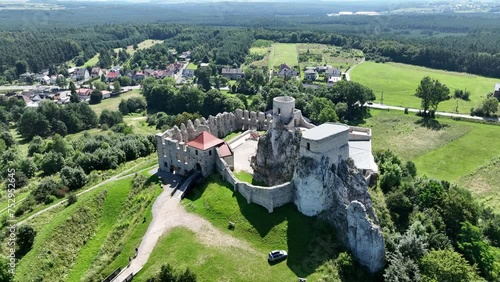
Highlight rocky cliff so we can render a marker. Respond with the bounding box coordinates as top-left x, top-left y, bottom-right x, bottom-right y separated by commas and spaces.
293, 156, 385, 273
251, 121, 301, 186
